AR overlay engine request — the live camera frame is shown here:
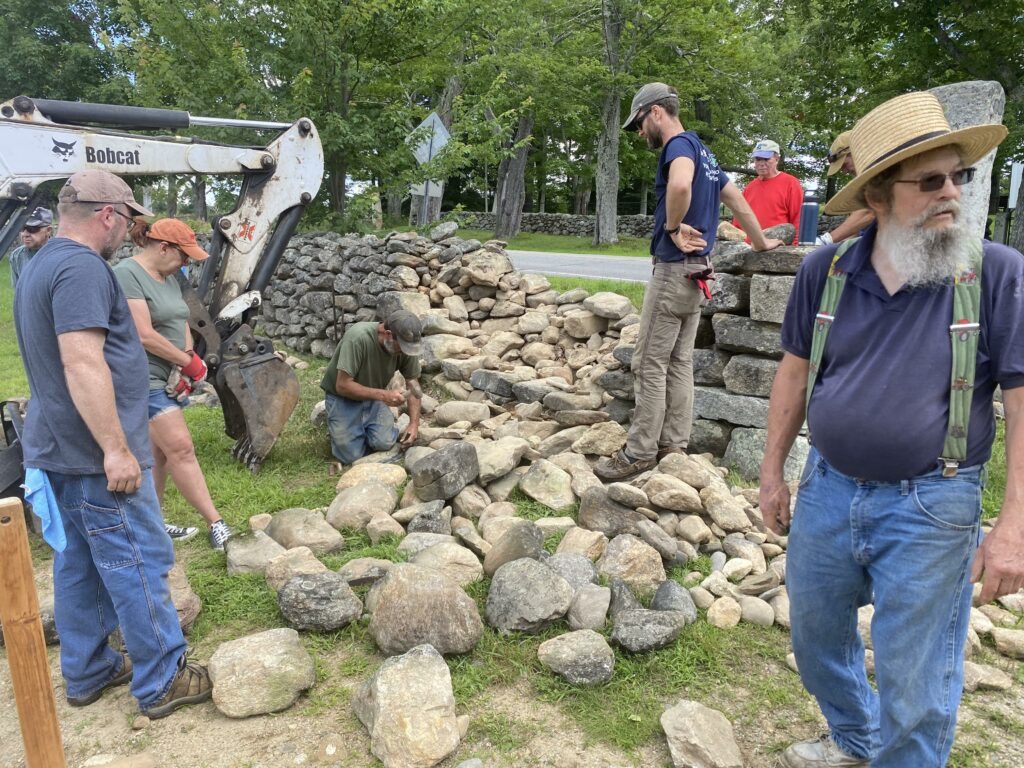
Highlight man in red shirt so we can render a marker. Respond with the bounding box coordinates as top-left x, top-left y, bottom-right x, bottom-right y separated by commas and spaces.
733, 139, 803, 244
